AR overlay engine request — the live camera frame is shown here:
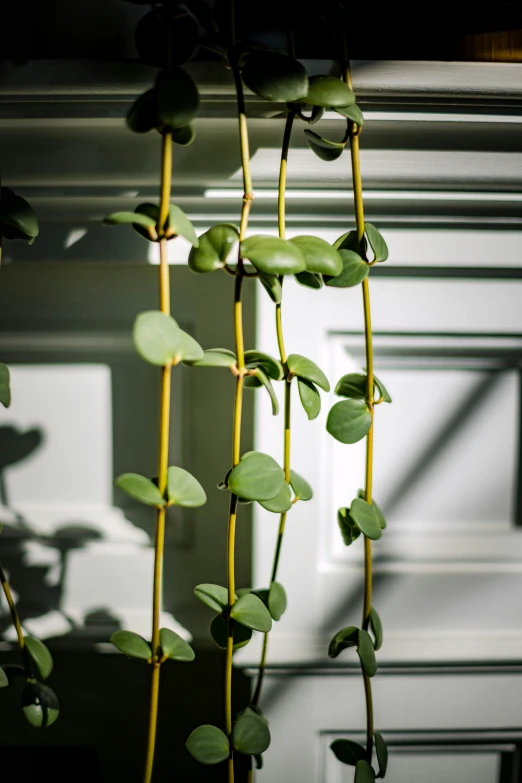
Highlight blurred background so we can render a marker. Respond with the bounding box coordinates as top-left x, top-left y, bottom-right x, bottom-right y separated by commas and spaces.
1, 1, 522, 781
